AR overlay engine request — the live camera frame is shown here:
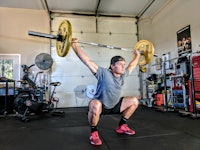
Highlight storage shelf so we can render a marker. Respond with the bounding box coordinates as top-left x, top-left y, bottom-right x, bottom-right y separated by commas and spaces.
0, 78, 15, 115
